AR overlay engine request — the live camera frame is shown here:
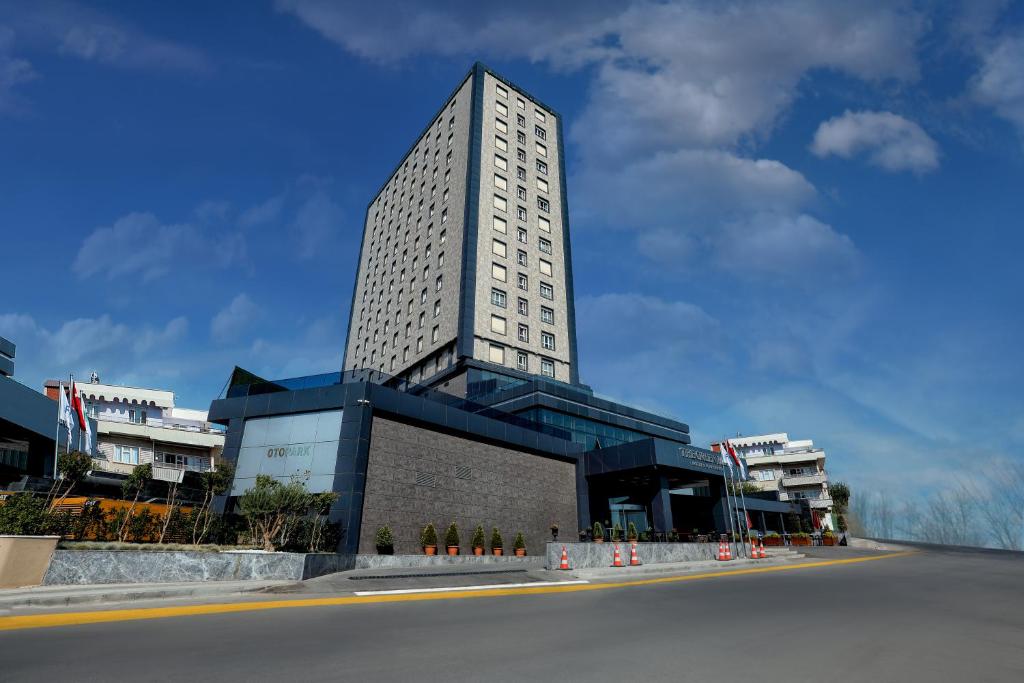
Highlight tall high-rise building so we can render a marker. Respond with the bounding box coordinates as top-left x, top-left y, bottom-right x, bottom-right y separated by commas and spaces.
342, 63, 578, 388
